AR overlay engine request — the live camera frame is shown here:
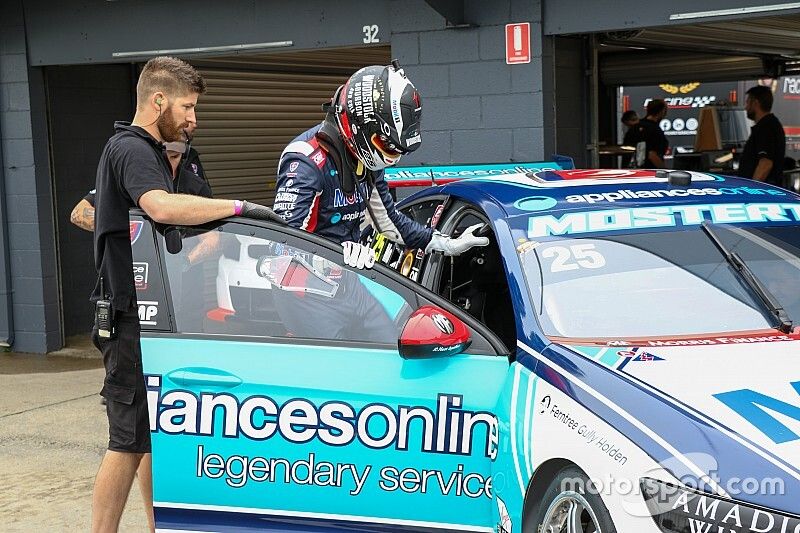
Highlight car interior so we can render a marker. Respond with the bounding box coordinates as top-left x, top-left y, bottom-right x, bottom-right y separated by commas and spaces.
434, 212, 517, 353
